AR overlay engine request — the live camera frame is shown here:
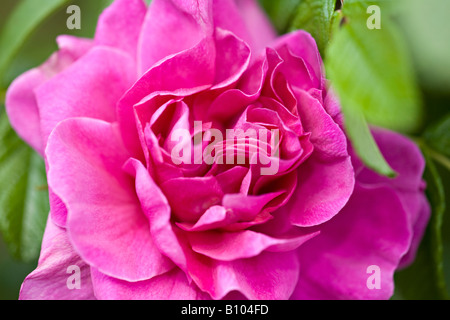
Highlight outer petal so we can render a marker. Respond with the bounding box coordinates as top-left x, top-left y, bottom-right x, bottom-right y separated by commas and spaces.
5, 36, 93, 155
138, 0, 211, 73
49, 189, 68, 227
36, 46, 137, 144
214, 0, 276, 57
95, 0, 147, 60
354, 128, 430, 268
20, 219, 95, 300
91, 268, 210, 300
398, 192, 430, 267
355, 127, 426, 191
46, 118, 173, 282
6, 69, 47, 154
293, 184, 412, 300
